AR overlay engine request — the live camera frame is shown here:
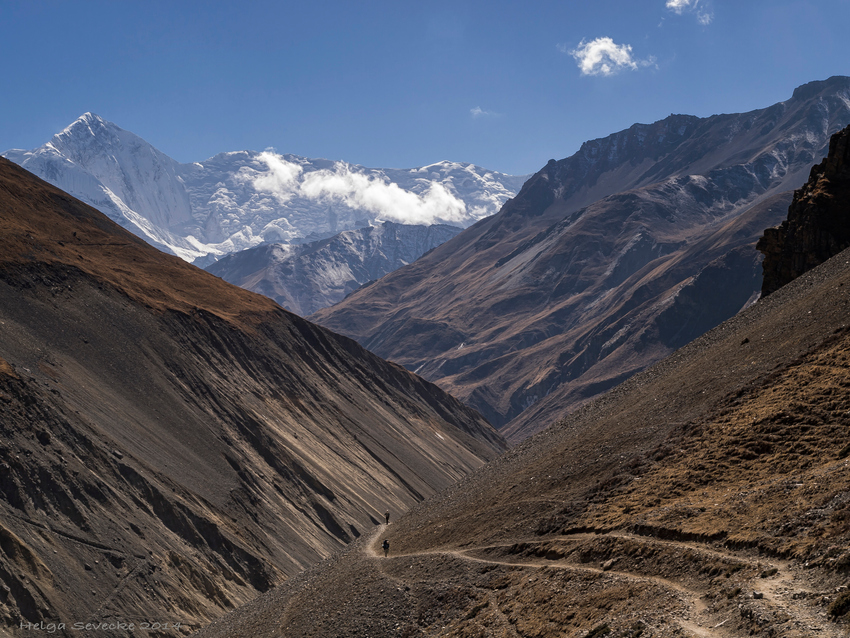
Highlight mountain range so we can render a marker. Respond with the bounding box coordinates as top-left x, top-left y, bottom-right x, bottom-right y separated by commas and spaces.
0, 156, 504, 633
197, 123, 850, 637
312, 75, 850, 441
5, 75, 850, 637
206, 221, 463, 316
2, 114, 527, 265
